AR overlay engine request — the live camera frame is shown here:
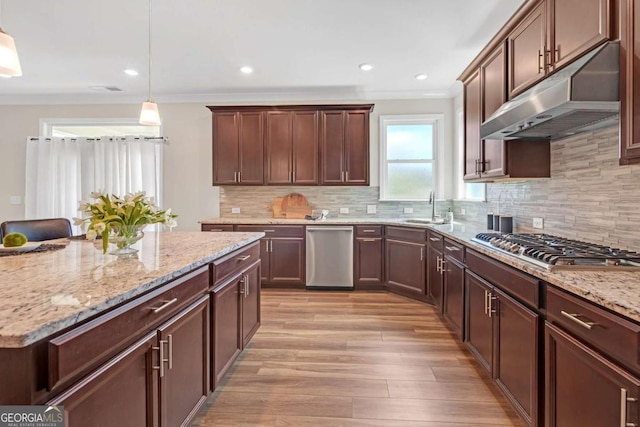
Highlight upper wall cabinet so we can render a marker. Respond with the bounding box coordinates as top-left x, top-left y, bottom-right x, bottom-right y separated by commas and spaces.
211, 111, 264, 185
208, 105, 373, 186
508, 0, 612, 98
620, 0, 640, 164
